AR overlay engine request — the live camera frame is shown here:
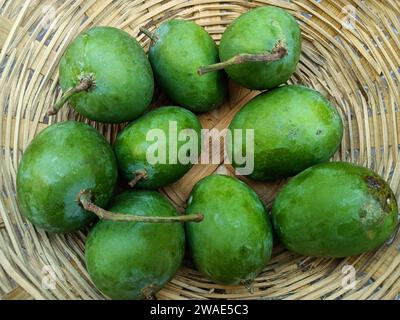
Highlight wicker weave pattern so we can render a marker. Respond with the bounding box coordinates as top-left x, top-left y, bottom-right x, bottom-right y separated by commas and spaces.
0, 0, 399, 300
